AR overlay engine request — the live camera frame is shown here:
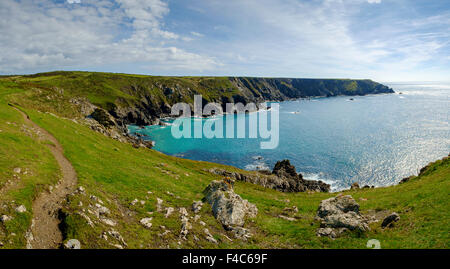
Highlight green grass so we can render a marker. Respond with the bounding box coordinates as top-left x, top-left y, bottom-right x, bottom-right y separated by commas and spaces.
0, 80, 60, 249
0, 74, 448, 249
